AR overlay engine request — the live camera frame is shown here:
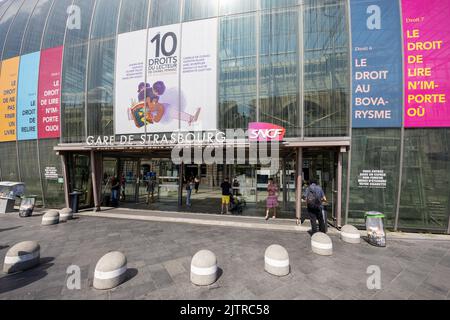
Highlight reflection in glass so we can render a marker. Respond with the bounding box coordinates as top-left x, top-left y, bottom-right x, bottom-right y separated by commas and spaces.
0, 141, 19, 181
18, 140, 42, 204
261, 0, 299, 9
0, 0, 24, 55
118, 0, 148, 33
87, 39, 115, 137
20, 0, 53, 55
399, 129, 450, 232
149, 0, 180, 27
90, 0, 120, 40
219, 0, 257, 15
2, 0, 38, 59
303, 0, 349, 137
183, 0, 218, 22
219, 13, 257, 130
348, 129, 401, 228
42, 0, 72, 49
260, 9, 300, 137
62, 42, 88, 143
